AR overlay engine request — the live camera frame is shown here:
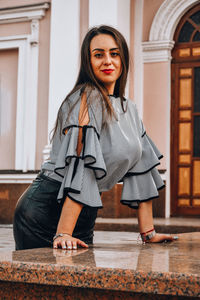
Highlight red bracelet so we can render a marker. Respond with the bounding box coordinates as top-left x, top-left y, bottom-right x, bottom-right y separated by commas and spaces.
140, 228, 154, 236
140, 228, 156, 242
